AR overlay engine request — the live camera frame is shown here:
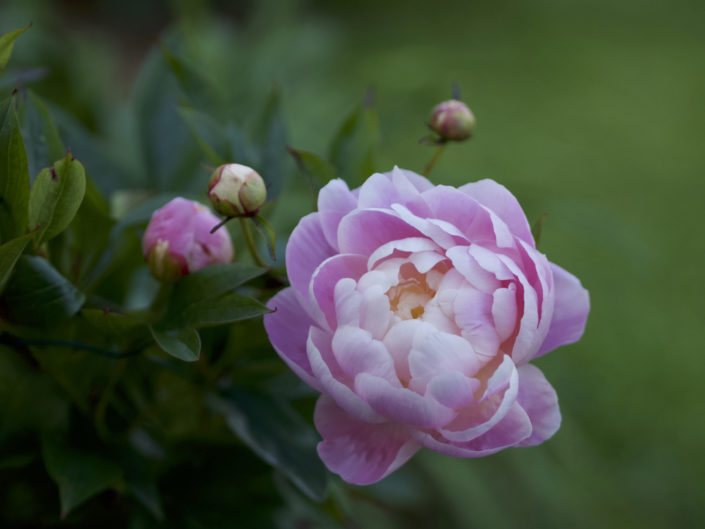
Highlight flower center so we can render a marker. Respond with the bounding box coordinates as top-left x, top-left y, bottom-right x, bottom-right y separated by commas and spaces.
386, 263, 436, 320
